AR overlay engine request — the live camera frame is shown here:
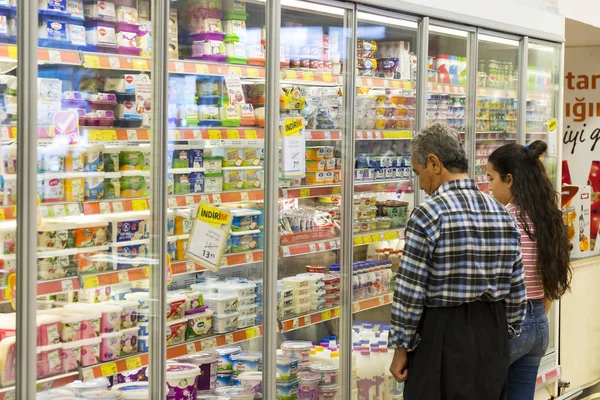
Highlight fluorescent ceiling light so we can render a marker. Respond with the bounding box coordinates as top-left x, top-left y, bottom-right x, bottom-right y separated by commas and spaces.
429, 25, 468, 38
257, 0, 344, 16
357, 12, 418, 29
479, 34, 519, 47
528, 43, 557, 52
